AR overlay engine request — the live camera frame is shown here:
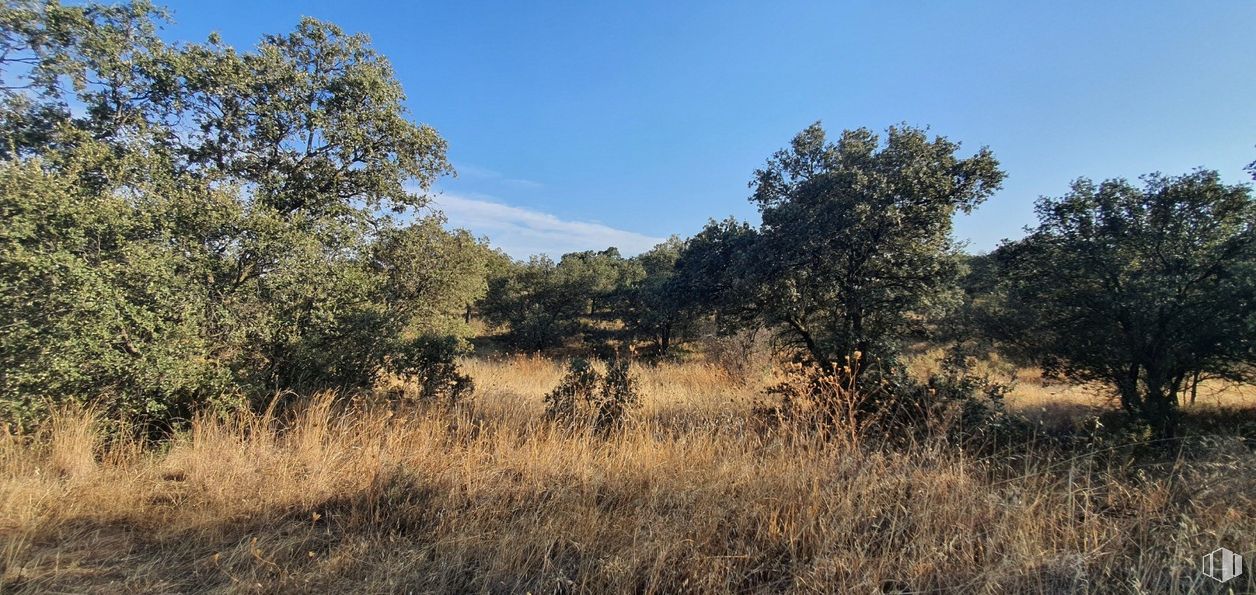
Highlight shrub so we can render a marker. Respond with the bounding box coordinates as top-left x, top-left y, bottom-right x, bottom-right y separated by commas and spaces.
544, 358, 640, 431
0, 157, 241, 432
388, 336, 475, 406
595, 359, 639, 430
759, 352, 1022, 447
